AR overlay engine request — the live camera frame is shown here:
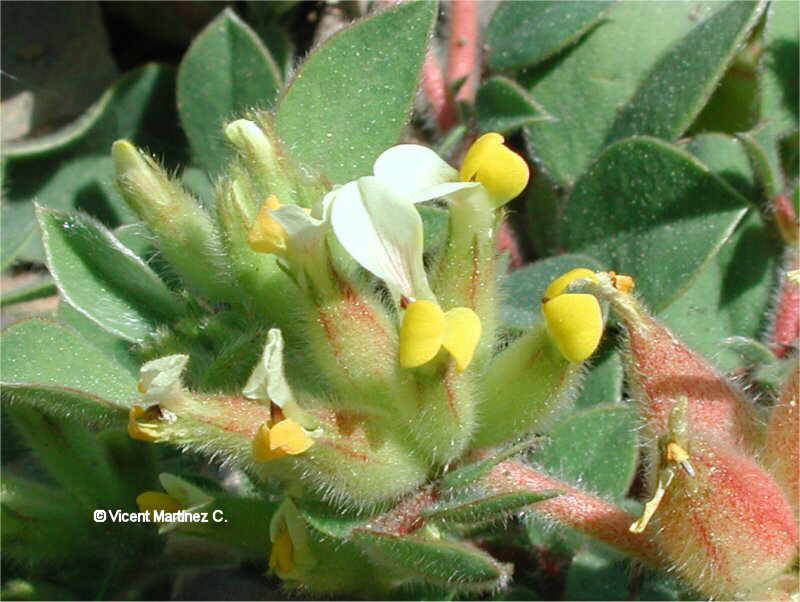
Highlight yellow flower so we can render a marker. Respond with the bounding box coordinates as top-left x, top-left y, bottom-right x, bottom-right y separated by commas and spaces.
252, 419, 314, 462
399, 300, 481, 371
136, 491, 183, 514
541, 269, 603, 363
459, 133, 530, 206
269, 531, 295, 574
247, 195, 286, 254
